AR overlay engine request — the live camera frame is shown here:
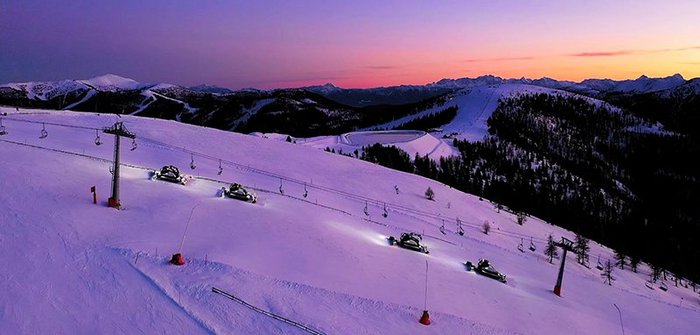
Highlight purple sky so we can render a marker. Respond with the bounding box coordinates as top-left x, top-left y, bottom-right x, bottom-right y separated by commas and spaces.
2, 0, 699, 89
